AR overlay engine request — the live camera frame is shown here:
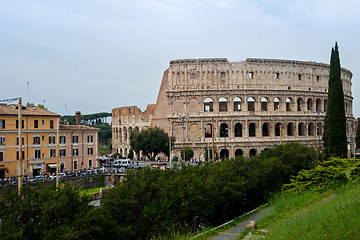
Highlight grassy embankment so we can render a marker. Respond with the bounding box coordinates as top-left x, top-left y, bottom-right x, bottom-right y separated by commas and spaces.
79, 186, 105, 196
